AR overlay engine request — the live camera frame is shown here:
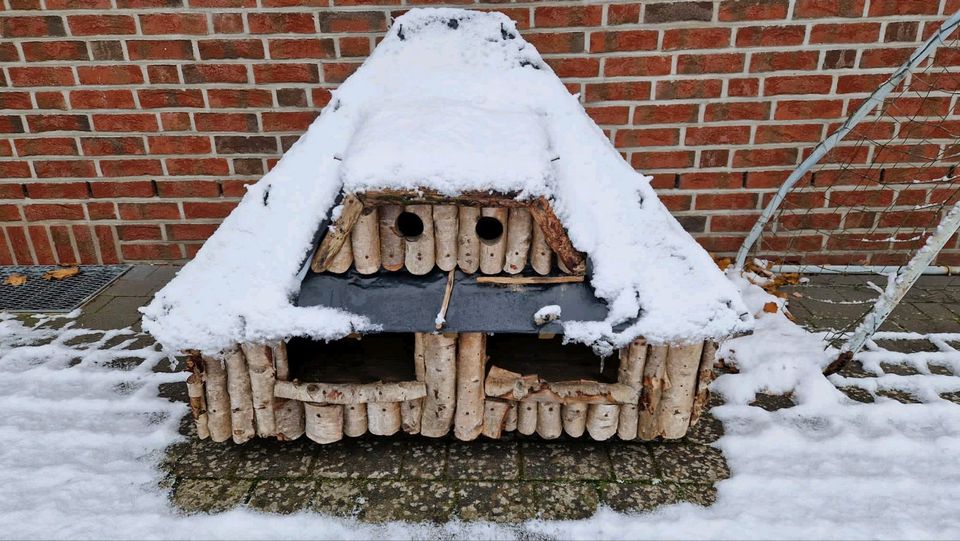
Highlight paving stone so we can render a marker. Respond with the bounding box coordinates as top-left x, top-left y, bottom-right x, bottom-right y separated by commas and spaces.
400, 440, 447, 480
105, 356, 150, 371
837, 360, 878, 378
247, 479, 317, 514
677, 483, 718, 506
912, 302, 960, 321
749, 393, 796, 411
608, 443, 658, 481
311, 439, 404, 479
651, 443, 729, 483
158, 381, 188, 403
76, 296, 150, 330
875, 389, 922, 404
939, 391, 960, 405
521, 441, 611, 481
684, 411, 724, 444
171, 478, 252, 514
448, 441, 519, 480
234, 439, 314, 479
63, 332, 104, 346
873, 339, 939, 354
311, 480, 364, 517
897, 319, 960, 333
928, 362, 955, 376
838, 386, 875, 403
600, 482, 679, 513
360, 481, 455, 523
879, 362, 922, 376
171, 439, 242, 478
535, 482, 599, 520
454, 482, 537, 522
